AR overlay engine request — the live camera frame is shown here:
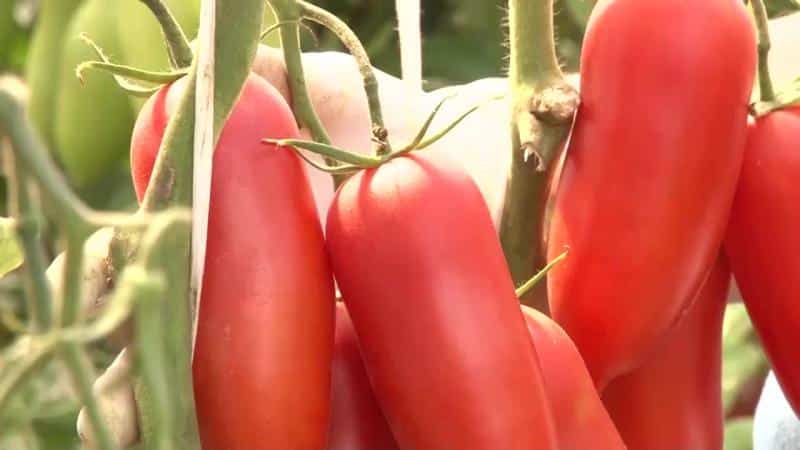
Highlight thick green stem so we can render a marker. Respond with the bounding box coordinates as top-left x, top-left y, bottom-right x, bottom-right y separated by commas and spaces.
298, 0, 390, 154
270, 0, 347, 186
139, 0, 194, 69
57, 234, 88, 327
751, 0, 775, 102
3, 146, 51, 331
499, 0, 578, 312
